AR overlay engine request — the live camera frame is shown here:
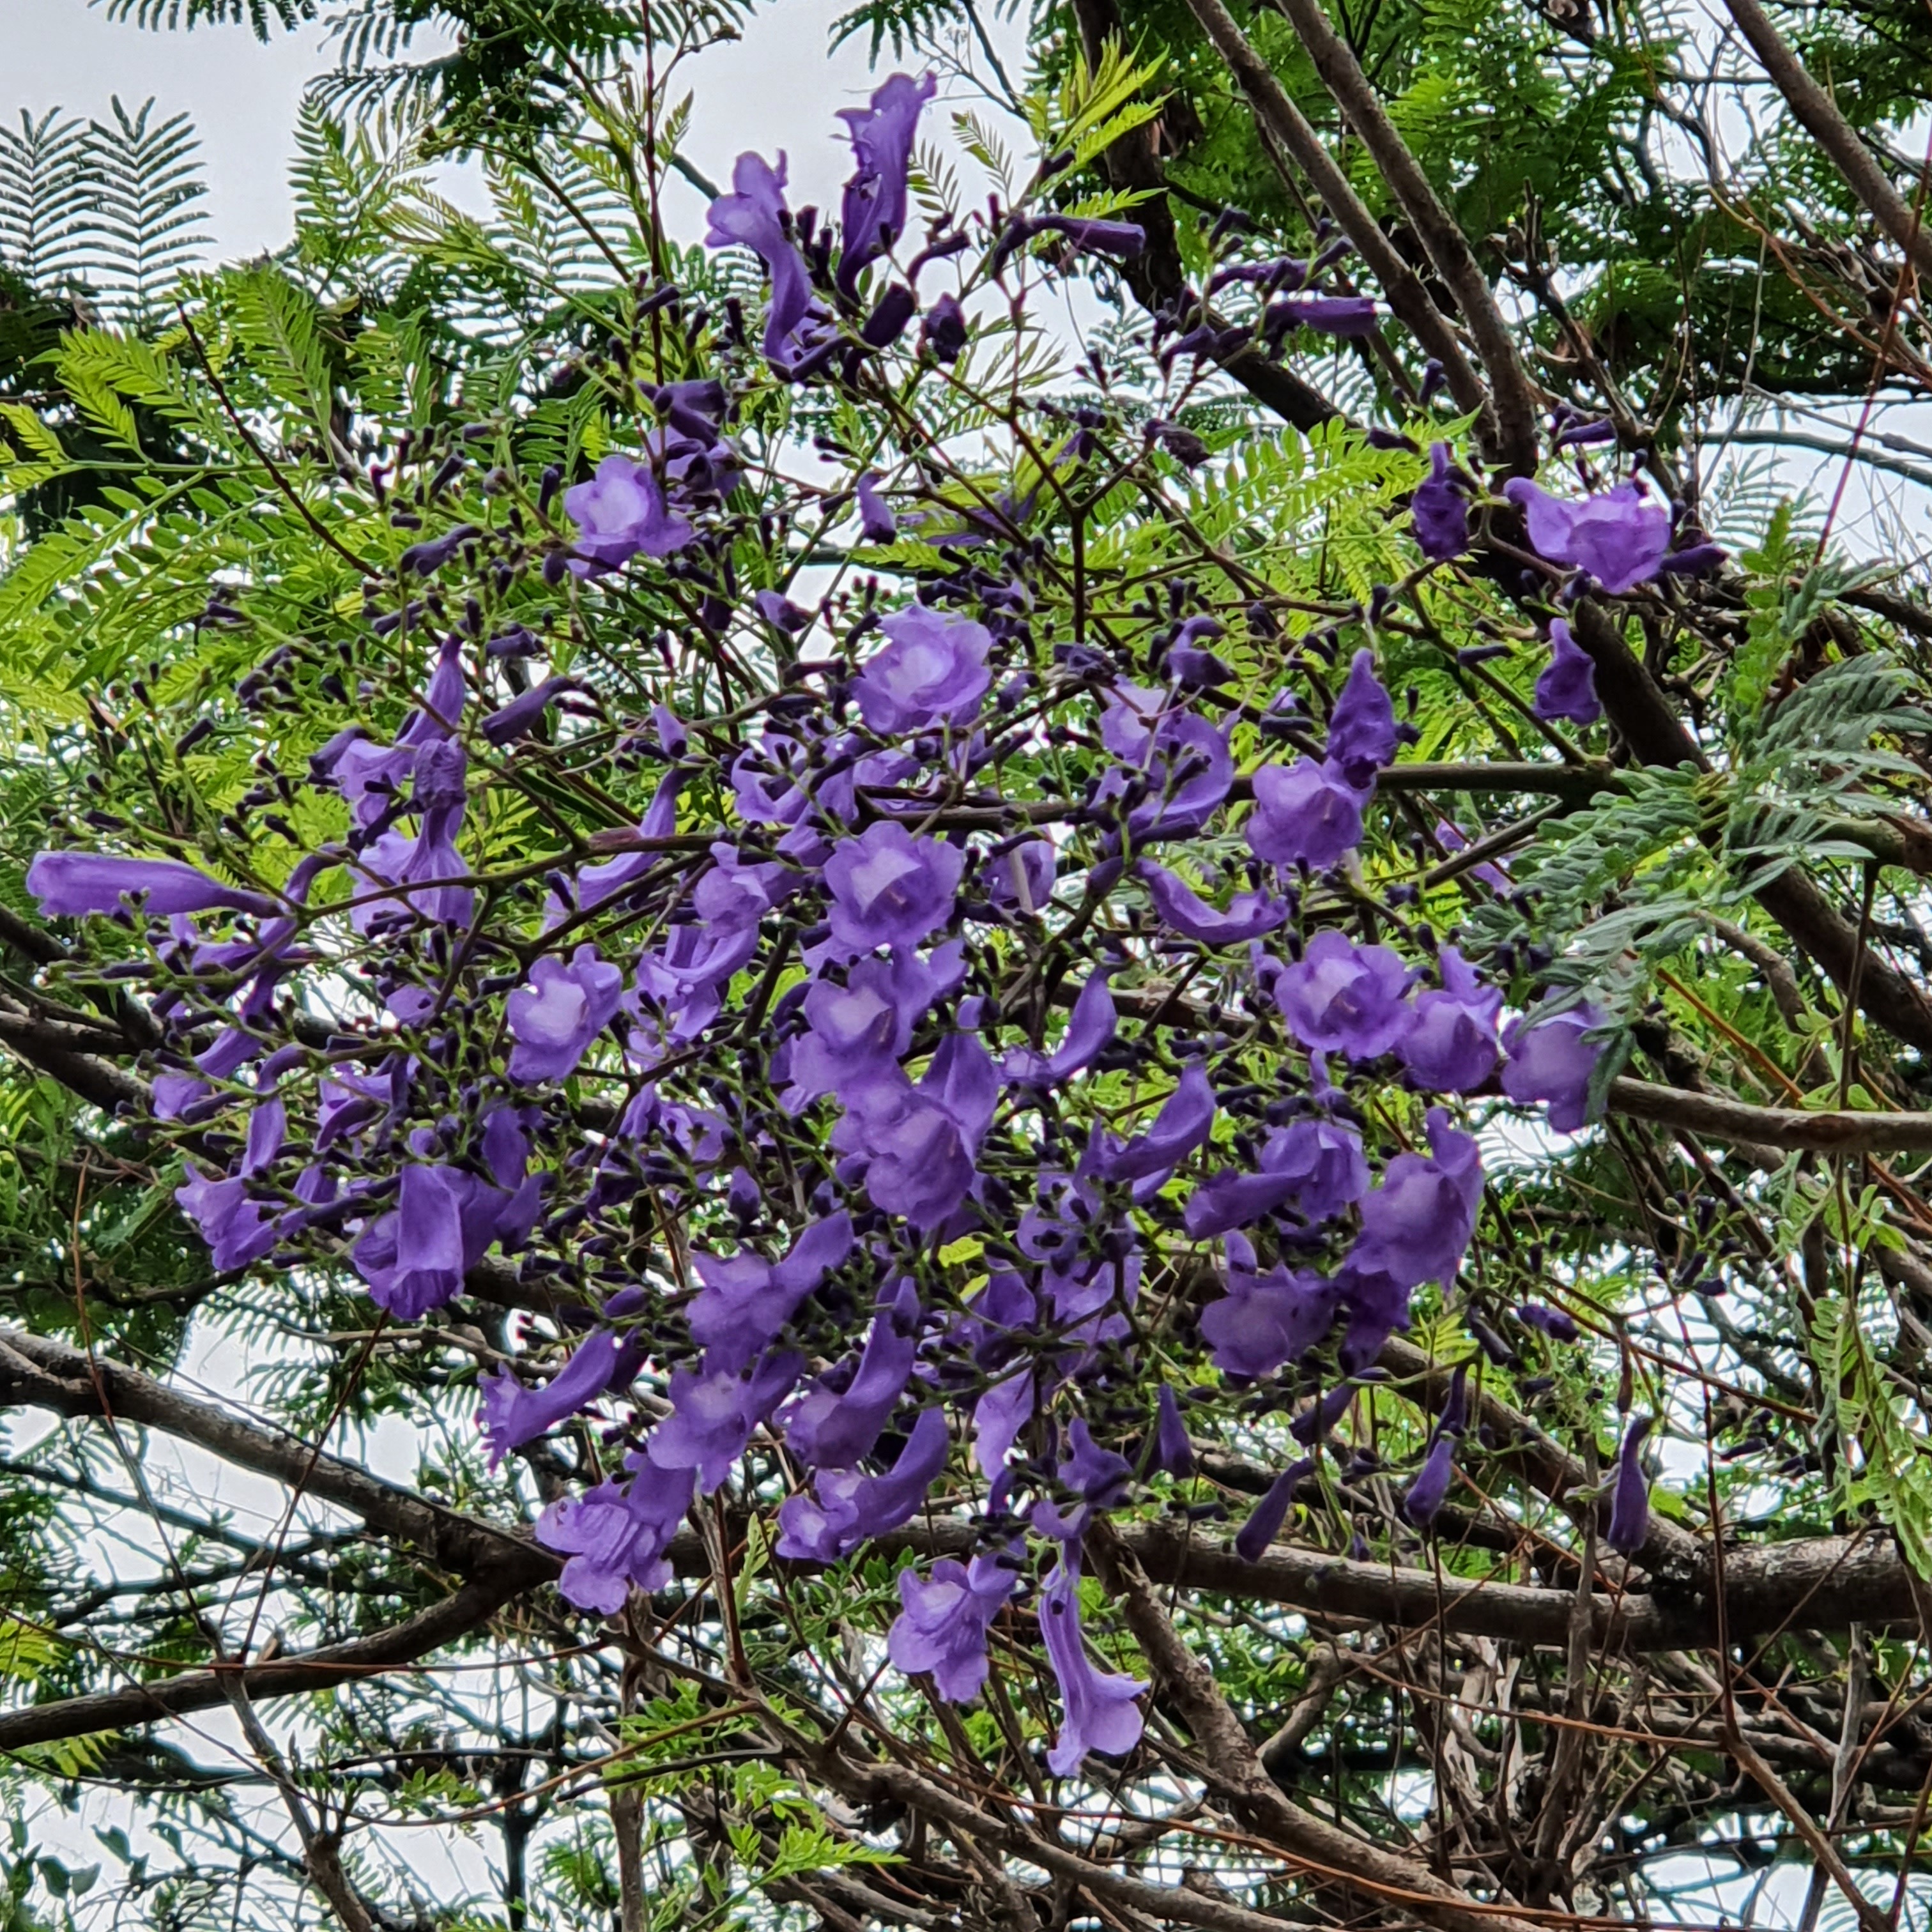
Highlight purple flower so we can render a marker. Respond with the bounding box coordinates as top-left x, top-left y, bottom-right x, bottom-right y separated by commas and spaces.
1246, 759, 1365, 871
776, 1405, 950, 1561
1501, 1001, 1606, 1133
1234, 1459, 1312, 1561
28, 852, 276, 919
889, 1554, 1017, 1701
1003, 972, 1115, 1087
1351, 1107, 1483, 1292
1275, 930, 1413, 1061
1533, 618, 1602, 726
705, 151, 814, 362
1090, 1064, 1215, 1184
1039, 1559, 1145, 1774
1034, 1420, 1134, 1541
1395, 946, 1501, 1093
854, 604, 993, 735
1503, 477, 1671, 595
855, 471, 898, 542
1268, 1118, 1370, 1222
1326, 650, 1398, 790
1607, 1415, 1652, 1556
1124, 711, 1234, 841
479, 1320, 644, 1468
782, 1293, 920, 1468
1153, 1384, 1195, 1476
782, 944, 965, 1111
1136, 859, 1288, 944
836, 72, 935, 295
1411, 442, 1469, 562
841, 1034, 997, 1230
1403, 1431, 1456, 1528
506, 945, 624, 1083
351, 1163, 505, 1320
650, 1349, 804, 1493
995, 214, 1146, 273
974, 1368, 1034, 1477
986, 839, 1056, 914
824, 822, 965, 954
175, 1168, 279, 1272
564, 456, 696, 575
538, 1453, 695, 1613
1200, 1257, 1339, 1379
351, 740, 474, 931
1275, 295, 1379, 338
688, 1211, 855, 1372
